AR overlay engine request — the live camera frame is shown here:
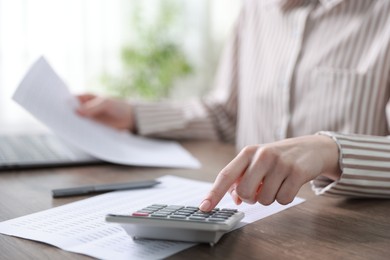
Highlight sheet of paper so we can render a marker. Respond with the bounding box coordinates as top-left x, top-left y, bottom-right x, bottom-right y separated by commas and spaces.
0, 175, 305, 260
12, 57, 200, 169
